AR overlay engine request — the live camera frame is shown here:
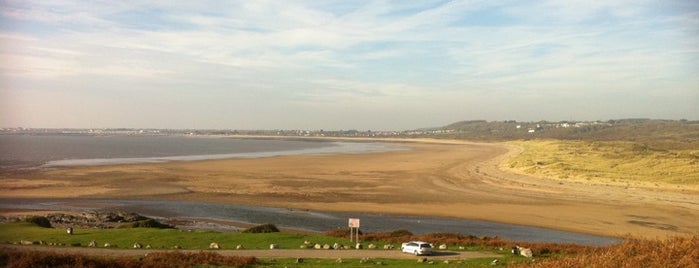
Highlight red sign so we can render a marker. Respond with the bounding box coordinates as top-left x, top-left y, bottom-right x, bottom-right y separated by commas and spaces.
348, 218, 360, 228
